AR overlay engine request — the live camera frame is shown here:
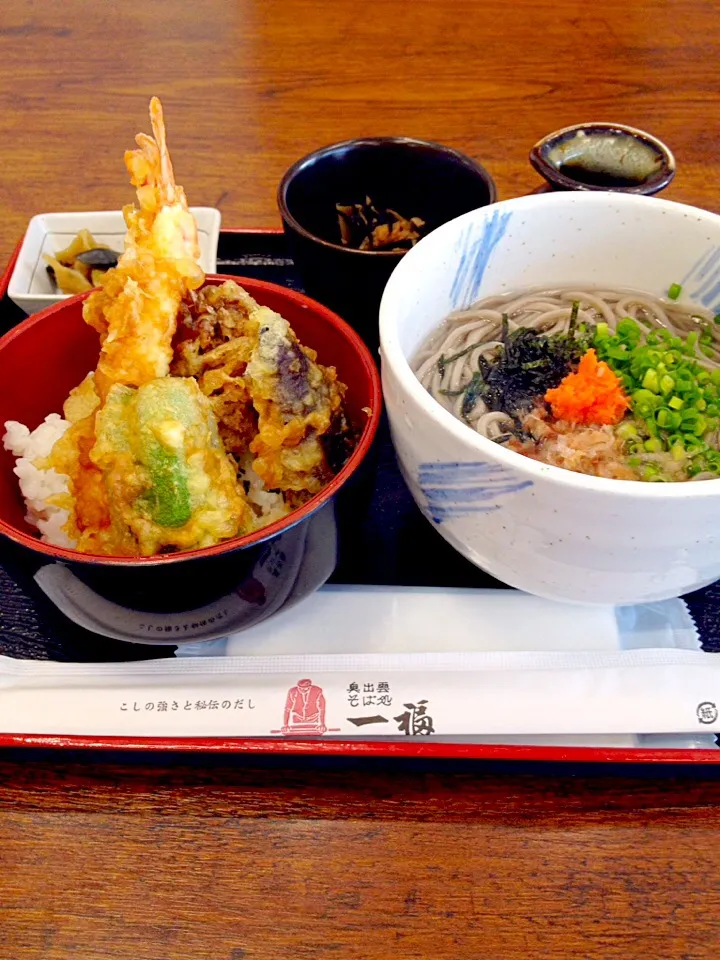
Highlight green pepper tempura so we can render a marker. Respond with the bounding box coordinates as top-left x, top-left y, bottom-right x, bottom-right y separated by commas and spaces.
92, 378, 251, 555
